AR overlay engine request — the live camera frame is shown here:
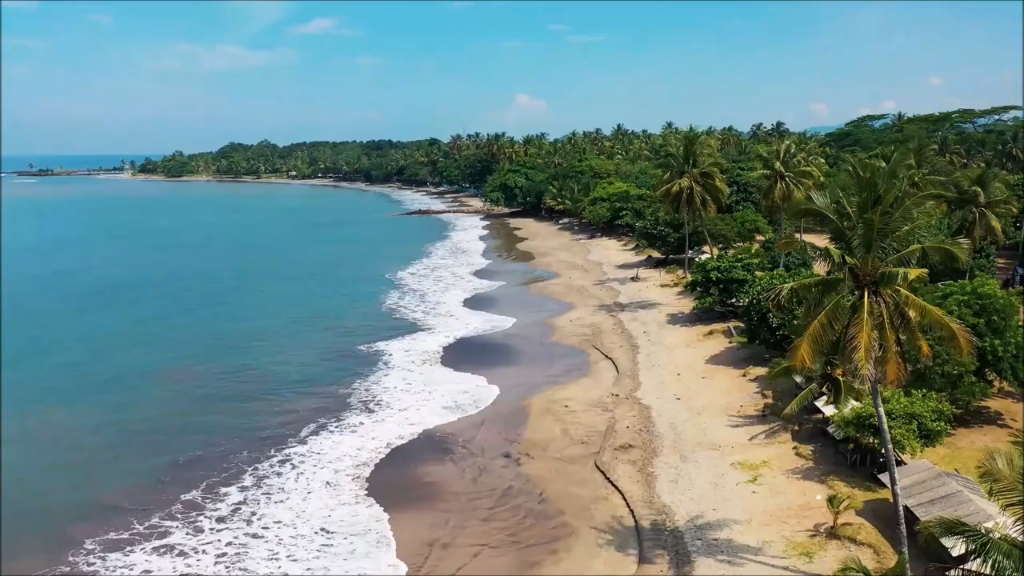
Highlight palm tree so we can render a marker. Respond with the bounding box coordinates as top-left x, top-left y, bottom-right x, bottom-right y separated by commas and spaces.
655, 128, 728, 275
918, 430, 1023, 576
756, 138, 821, 264
826, 492, 863, 532
749, 122, 767, 142
947, 166, 1015, 246
771, 156, 976, 569
544, 179, 591, 218
767, 120, 791, 140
